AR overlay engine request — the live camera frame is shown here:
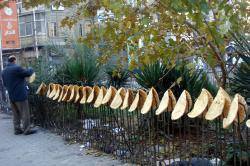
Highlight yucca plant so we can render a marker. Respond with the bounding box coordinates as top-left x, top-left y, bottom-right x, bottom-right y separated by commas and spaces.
105, 66, 130, 89
135, 61, 217, 99
55, 43, 100, 85
230, 56, 250, 98
230, 33, 250, 99
173, 64, 218, 99
134, 61, 172, 96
